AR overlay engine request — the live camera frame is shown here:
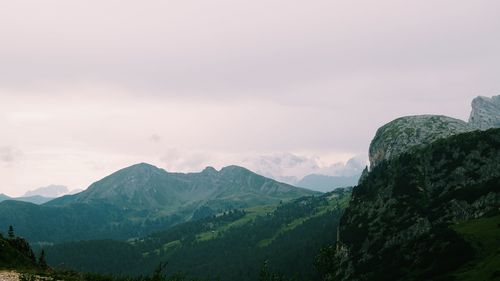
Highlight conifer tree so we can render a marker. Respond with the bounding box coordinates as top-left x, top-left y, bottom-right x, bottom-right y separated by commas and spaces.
259, 261, 271, 281
8, 225, 15, 238
29, 249, 37, 264
38, 249, 48, 269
